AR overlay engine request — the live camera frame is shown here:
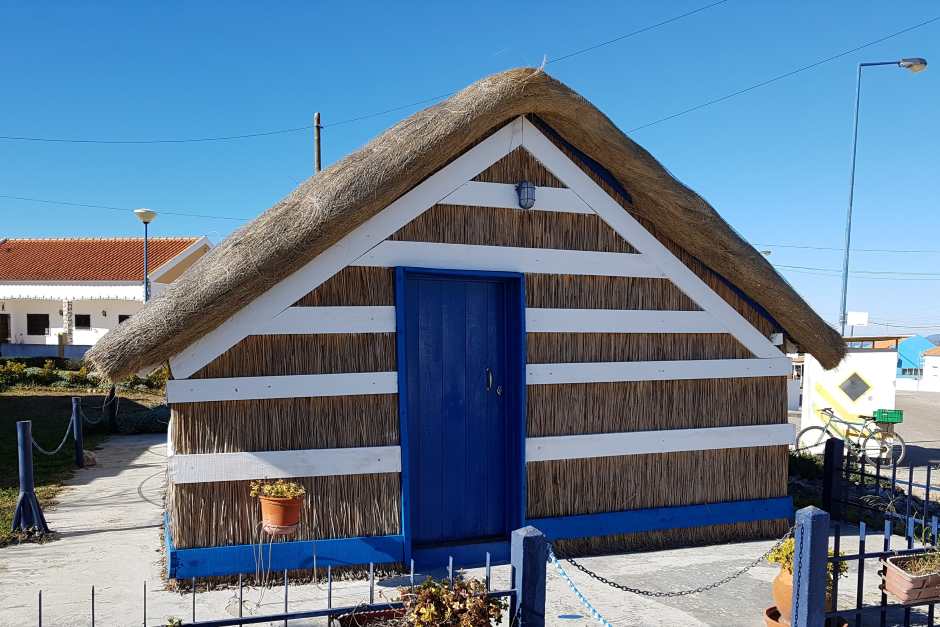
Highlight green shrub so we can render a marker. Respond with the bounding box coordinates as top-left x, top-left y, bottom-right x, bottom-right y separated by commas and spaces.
67, 365, 95, 387
146, 366, 169, 390
23, 361, 62, 386
0, 360, 28, 387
